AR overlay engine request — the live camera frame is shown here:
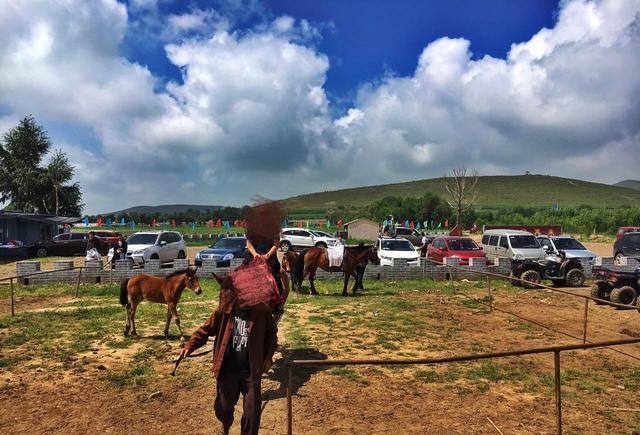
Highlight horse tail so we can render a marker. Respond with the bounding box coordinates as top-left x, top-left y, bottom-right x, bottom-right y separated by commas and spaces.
119, 278, 130, 306
293, 250, 307, 286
